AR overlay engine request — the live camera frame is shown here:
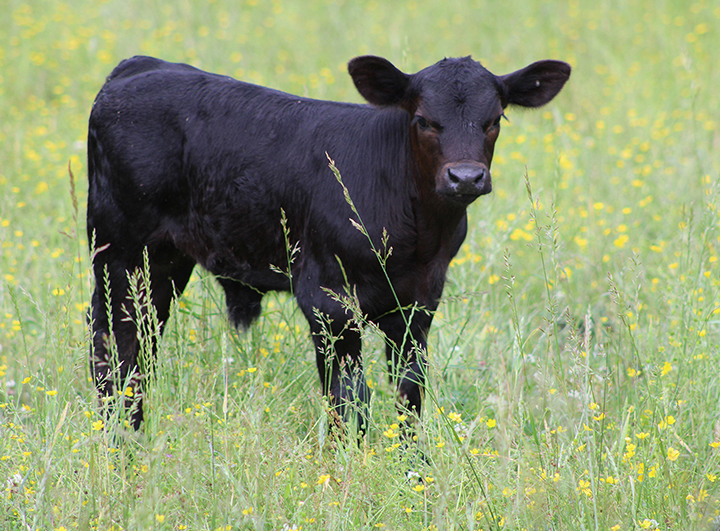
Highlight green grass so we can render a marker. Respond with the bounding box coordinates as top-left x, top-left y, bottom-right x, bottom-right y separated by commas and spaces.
2, 0, 720, 529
